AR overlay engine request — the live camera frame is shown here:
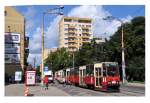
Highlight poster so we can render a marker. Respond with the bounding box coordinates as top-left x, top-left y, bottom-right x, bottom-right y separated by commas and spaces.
5, 46, 20, 53
5, 54, 20, 63
26, 71, 36, 85
15, 71, 22, 81
5, 32, 20, 43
